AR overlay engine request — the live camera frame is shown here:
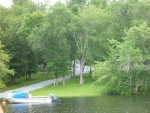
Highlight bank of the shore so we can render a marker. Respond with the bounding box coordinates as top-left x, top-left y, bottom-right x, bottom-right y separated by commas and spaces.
0, 74, 102, 98
0, 75, 71, 98
0, 66, 94, 98
30, 74, 103, 97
